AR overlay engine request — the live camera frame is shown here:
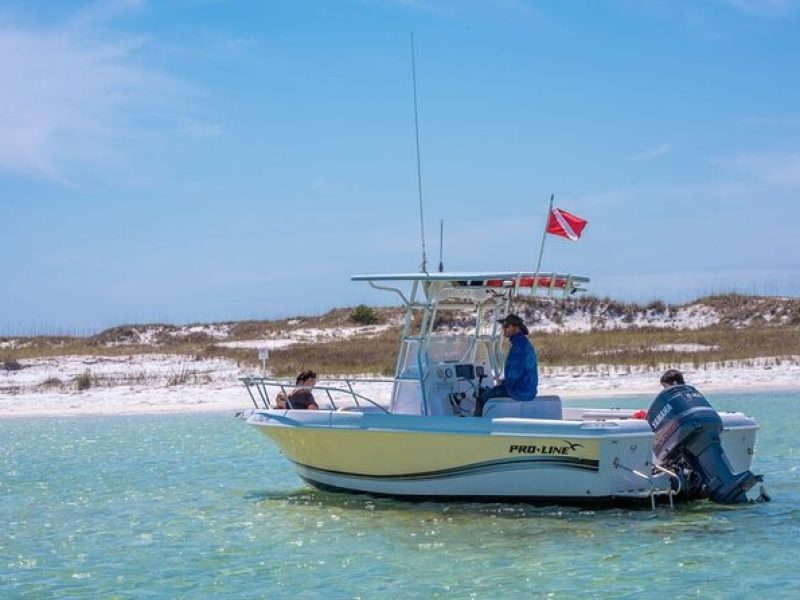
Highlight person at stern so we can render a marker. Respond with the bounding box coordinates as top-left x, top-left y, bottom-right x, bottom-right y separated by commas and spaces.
474, 314, 538, 416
